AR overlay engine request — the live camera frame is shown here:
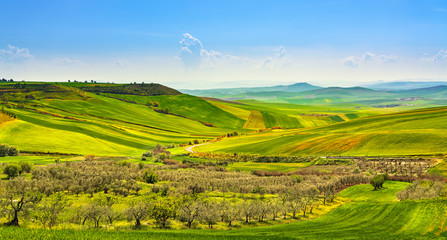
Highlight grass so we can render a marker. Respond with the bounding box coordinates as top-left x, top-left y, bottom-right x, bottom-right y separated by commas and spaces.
0, 90, 237, 156
0, 181, 445, 239
243, 110, 266, 129
104, 94, 245, 129
198, 106, 447, 156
